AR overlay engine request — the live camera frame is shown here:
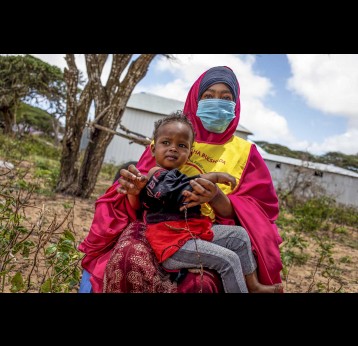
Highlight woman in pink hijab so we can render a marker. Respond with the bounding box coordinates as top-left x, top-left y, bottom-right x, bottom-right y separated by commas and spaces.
78, 66, 283, 293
